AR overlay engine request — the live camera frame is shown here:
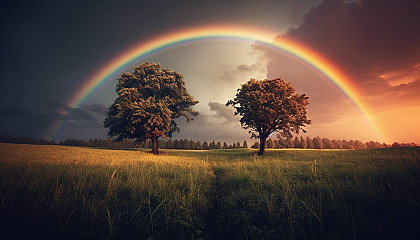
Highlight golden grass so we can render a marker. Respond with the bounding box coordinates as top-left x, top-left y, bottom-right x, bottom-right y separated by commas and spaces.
0, 143, 210, 168
0, 143, 419, 239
